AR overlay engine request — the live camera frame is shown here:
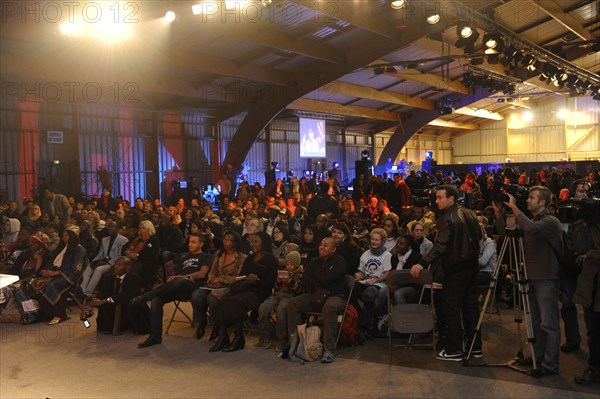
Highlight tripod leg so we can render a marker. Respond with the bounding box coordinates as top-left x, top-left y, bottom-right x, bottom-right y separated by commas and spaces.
516, 237, 538, 369
465, 236, 510, 360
